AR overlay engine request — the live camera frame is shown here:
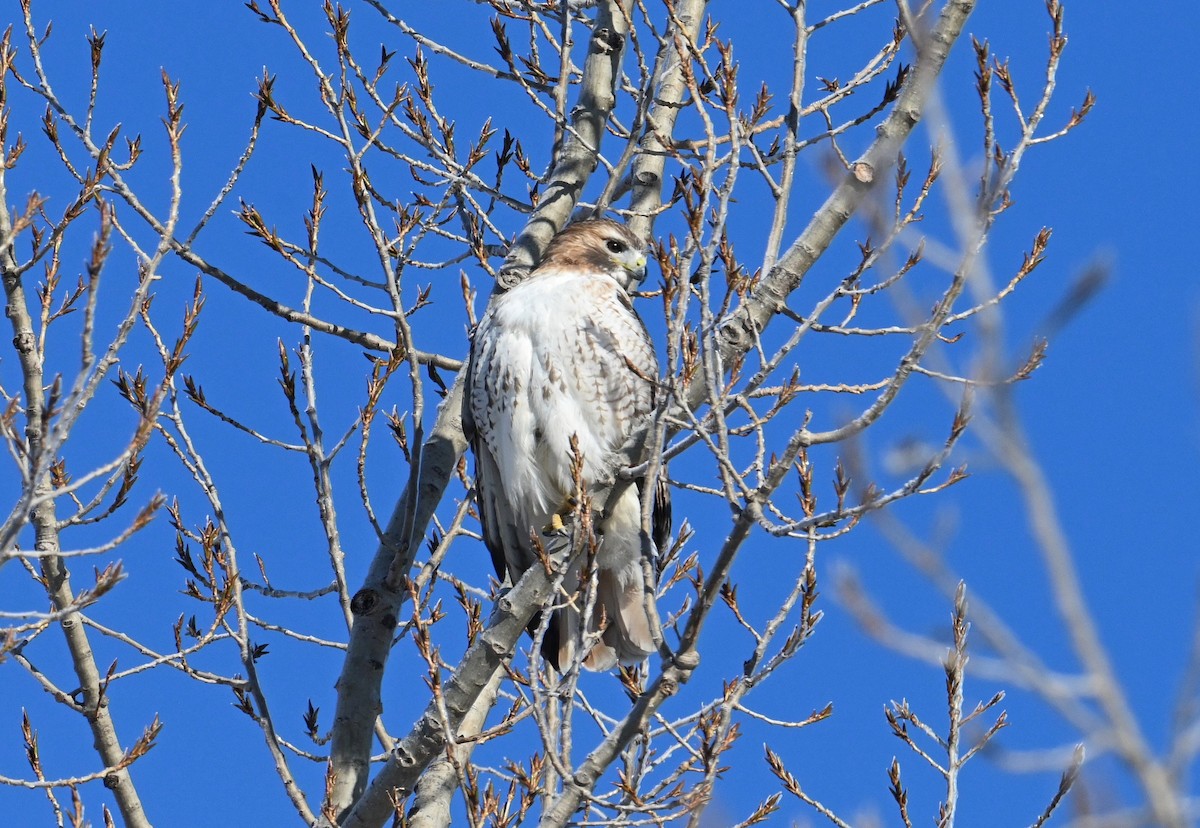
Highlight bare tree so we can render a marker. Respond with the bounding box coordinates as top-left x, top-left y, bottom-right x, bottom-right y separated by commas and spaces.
5, 1, 1172, 827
